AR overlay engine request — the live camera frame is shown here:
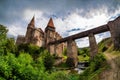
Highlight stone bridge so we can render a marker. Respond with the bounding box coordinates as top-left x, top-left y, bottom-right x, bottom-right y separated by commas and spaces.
48, 16, 120, 67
